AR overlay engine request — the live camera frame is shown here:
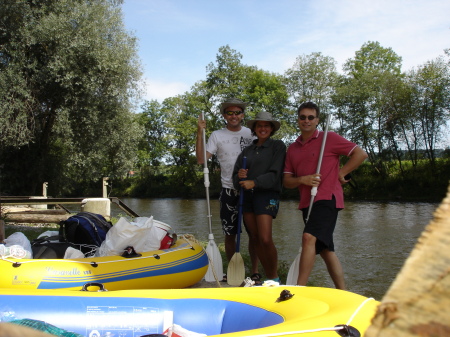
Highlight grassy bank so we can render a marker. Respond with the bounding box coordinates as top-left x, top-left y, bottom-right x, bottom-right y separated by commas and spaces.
107, 159, 450, 203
